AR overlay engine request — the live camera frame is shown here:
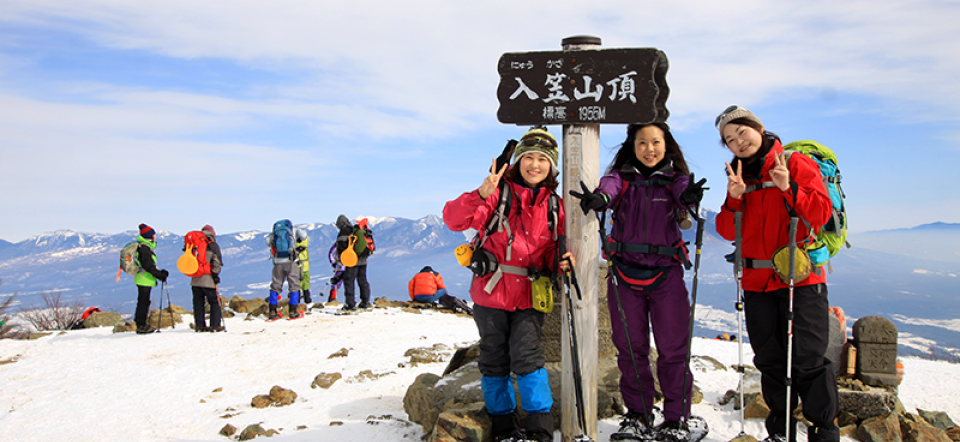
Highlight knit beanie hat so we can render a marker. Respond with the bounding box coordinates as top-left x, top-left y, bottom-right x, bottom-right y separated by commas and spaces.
514, 127, 559, 174
715, 105, 764, 136
202, 224, 216, 239
139, 223, 156, 239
